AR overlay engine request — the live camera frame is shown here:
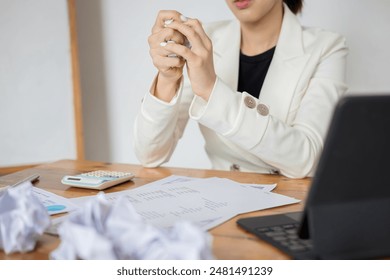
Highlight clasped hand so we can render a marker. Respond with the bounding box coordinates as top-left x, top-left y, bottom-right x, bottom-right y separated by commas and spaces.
148, 10, 217, 102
